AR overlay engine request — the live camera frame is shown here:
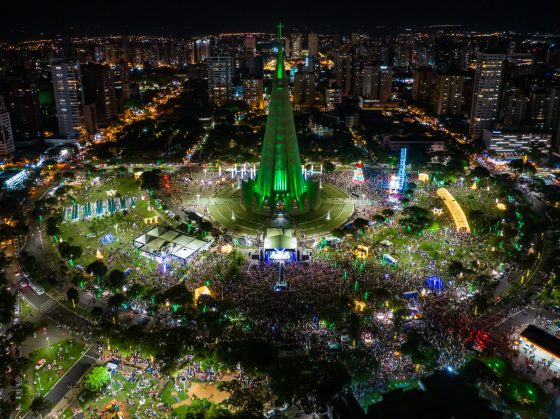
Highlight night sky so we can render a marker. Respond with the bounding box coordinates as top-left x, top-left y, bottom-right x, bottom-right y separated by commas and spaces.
2, 0, 559, 39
